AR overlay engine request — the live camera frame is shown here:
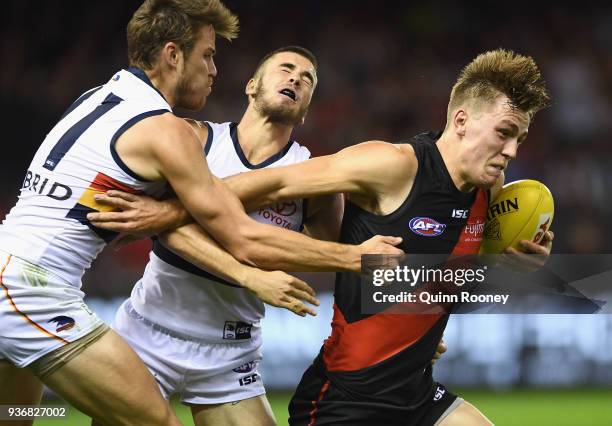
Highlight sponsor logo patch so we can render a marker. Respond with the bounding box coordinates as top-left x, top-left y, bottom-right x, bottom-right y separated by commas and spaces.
238, 374, 258, 387
463, 217, 486, 243
271, 202, 298, 216
232, 361, 258, 374
48, 316, 75, 333
223, 321, 252, 340
409, 217, 446, 237
433, 385, 446, 401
